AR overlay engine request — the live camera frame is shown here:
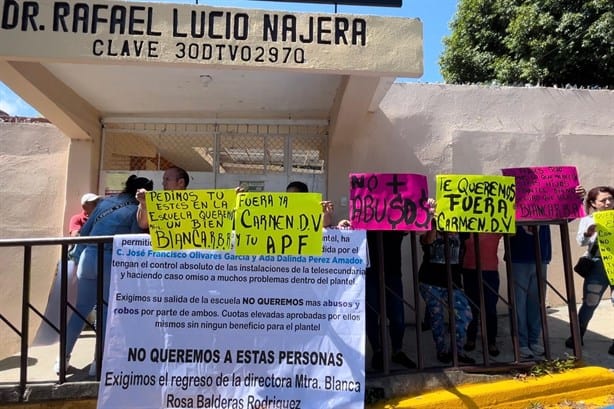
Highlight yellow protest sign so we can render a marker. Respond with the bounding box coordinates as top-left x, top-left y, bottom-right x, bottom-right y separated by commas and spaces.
146, 189, 236, 251
594, 210, 614, 285
234, 193, 323, 255
435, 175, 516, 233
